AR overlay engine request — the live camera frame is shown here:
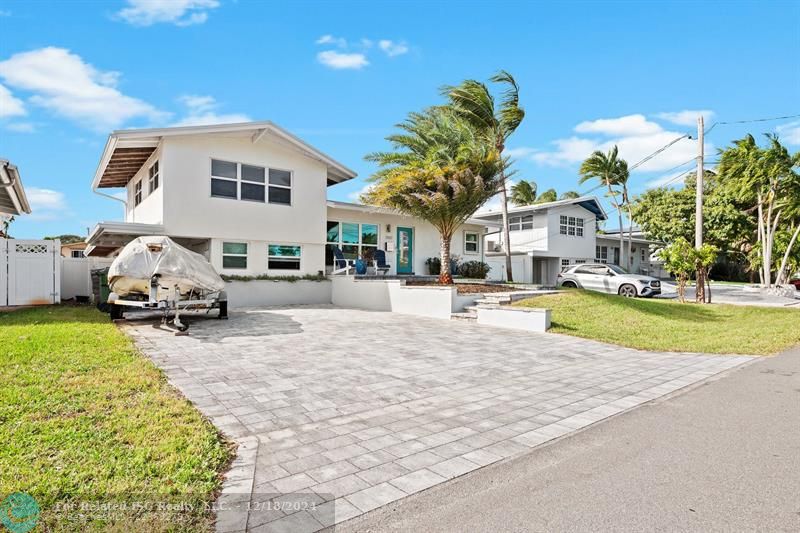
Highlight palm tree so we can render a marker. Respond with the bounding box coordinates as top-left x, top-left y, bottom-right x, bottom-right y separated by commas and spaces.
579, 146, 627, 266
444, 70, 525, 282
510, 179, 537, 206
615, 159, 634, 270
534, 188, 557, 204
364, 106, 504, 284
559, 190, 580, 200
